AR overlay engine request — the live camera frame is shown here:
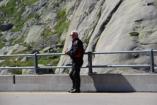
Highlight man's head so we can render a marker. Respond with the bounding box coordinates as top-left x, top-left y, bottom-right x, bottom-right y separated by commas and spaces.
70, 31, 78, 40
